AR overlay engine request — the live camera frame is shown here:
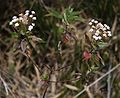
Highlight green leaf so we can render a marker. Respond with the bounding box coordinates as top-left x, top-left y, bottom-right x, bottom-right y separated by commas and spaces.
8, 64, 15, 76
98, 42, 108, 48
41, 74, 49, 80
11, 32, 18, 38
49, 9, 63, 19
